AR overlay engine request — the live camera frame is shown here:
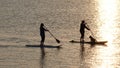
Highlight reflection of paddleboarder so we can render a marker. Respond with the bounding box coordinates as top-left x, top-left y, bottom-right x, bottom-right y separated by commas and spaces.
80, 20, 90, 41
40, 23, 48, 45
